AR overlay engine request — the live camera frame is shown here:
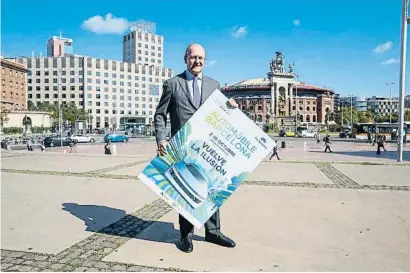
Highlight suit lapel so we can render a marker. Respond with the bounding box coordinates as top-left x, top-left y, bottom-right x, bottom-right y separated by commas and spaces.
177, 72, 215, 110
201, 76, 213, 103
177, 72, 197, 110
